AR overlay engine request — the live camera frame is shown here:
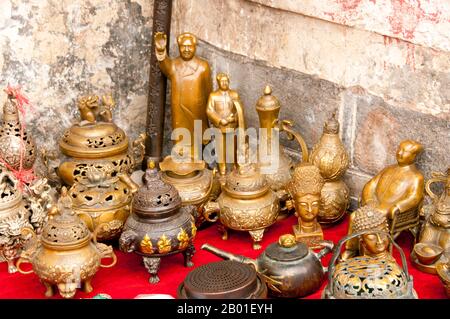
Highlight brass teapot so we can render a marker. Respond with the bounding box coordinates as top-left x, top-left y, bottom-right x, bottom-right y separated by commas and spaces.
255, 86, 309, 219
119, 161, 197, 284
309, 112, 350, 225
51, 95, 145, 186
0, 167, 48, 273
412, 168, 449, 273
323, 230, 417, 299
68, 164, 139, 241
202, 234, 333, 298
0, 88, 36, 170
16, 187, 116, 298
